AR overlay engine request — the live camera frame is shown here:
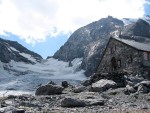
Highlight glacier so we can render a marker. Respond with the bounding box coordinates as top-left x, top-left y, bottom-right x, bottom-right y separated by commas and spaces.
0, 58, 86, 97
